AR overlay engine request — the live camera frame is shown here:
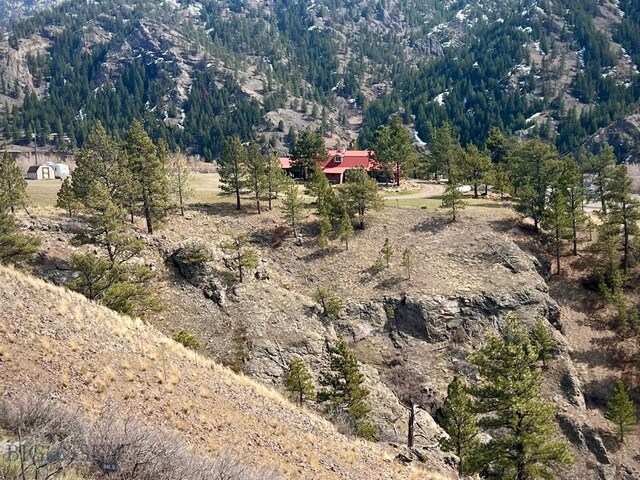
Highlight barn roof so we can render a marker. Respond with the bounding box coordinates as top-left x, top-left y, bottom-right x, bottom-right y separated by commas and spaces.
320, 150, 373, 170
26, 166, 40, 173
279, 157, 292, 169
